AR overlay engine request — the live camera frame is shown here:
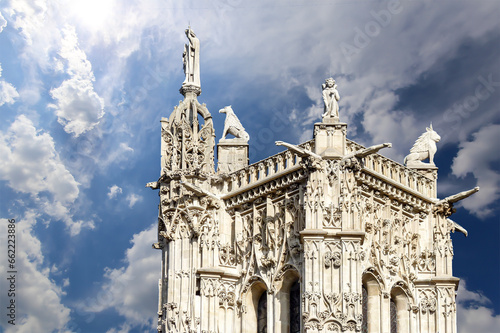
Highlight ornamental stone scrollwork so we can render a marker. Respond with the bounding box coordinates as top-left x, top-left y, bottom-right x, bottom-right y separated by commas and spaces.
304, 283, 322, 305
416, 249, 436, 272
324, 293, 341, 312
219, 243, 236, 266
326, 159, 340, 185
218, 282, 236, 309
418, 289, 437, 314
324, 251, 341, 268
387, 255, 401, 275
343, 292, 361, 307
323, 203, 341, 228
